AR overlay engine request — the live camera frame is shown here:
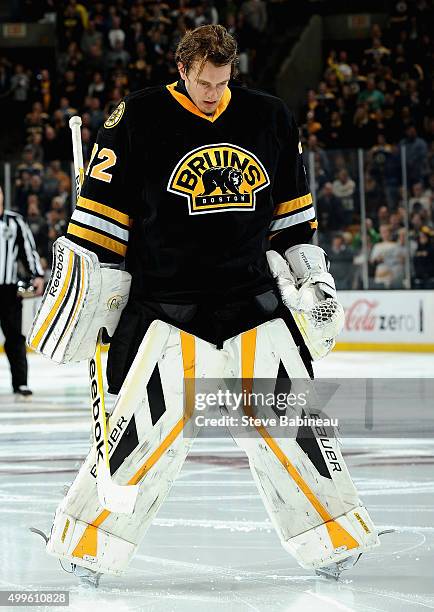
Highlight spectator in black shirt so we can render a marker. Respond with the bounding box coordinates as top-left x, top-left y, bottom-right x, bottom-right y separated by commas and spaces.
317, 182, 345, 235
328, 234, 355, 290
413, 230, 434, 288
